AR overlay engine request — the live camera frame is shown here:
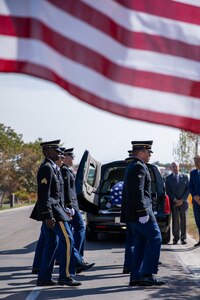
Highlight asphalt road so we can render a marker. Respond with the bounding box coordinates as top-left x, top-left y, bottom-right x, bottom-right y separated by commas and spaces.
0, 206, 200, 300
